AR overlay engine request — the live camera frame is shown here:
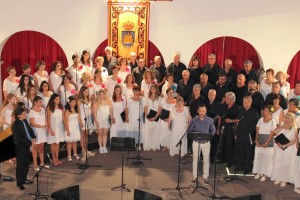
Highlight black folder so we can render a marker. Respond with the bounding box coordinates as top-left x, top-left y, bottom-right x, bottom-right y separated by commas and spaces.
120, 111, 126, 122
146, 109, 159, 122
159, 109, 170, 120
274, 133, 290, 145
257, 134, 273, 147
297, 143, 300, 156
